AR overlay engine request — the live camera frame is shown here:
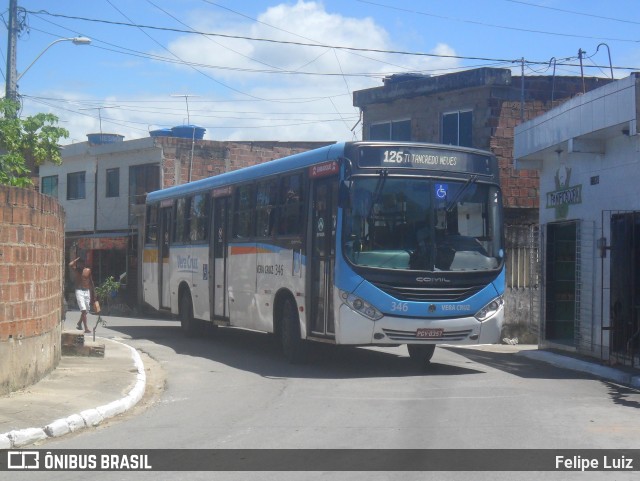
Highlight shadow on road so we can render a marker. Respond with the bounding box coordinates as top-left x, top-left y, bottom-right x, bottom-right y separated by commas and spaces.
102, 318, 488, 380
442, 346, 594, 380
603, 381, 640, 409
96, 315, 640, 388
